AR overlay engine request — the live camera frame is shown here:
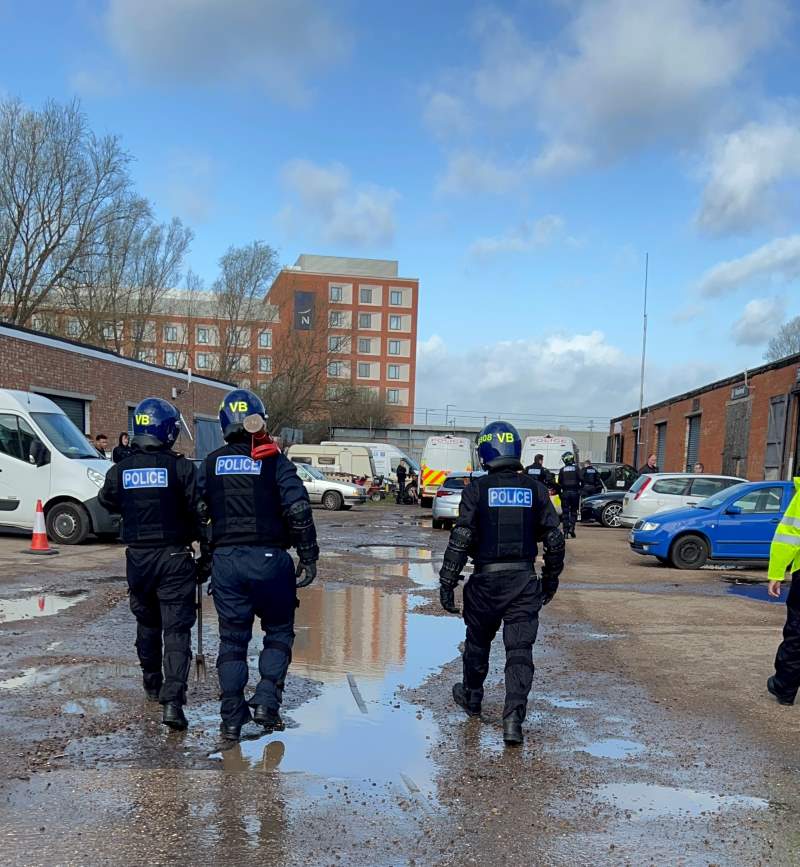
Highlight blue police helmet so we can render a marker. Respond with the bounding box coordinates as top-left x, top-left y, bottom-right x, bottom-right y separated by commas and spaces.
477, 420, 522, 469
132, 397, 181, 447
219, 388, 267, 441
562, 451, 575, 465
